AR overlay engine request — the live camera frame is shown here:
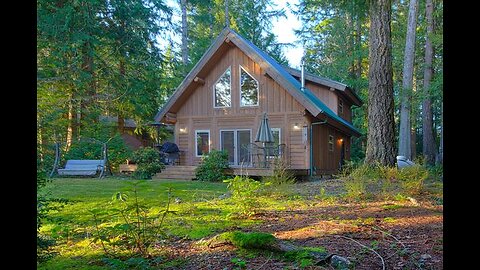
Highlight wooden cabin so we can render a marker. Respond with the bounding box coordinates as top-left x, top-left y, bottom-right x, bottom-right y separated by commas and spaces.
154, 27, 362, 179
